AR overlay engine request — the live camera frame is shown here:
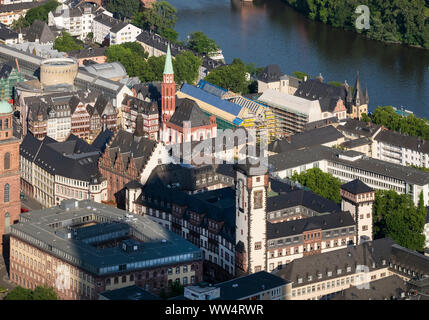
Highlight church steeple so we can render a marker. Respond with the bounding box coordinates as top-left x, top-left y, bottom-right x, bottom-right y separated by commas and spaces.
364, 86, 369, 105
163, 43, 174, 75
353, 71, 363, 106
161, 43, 175, 124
